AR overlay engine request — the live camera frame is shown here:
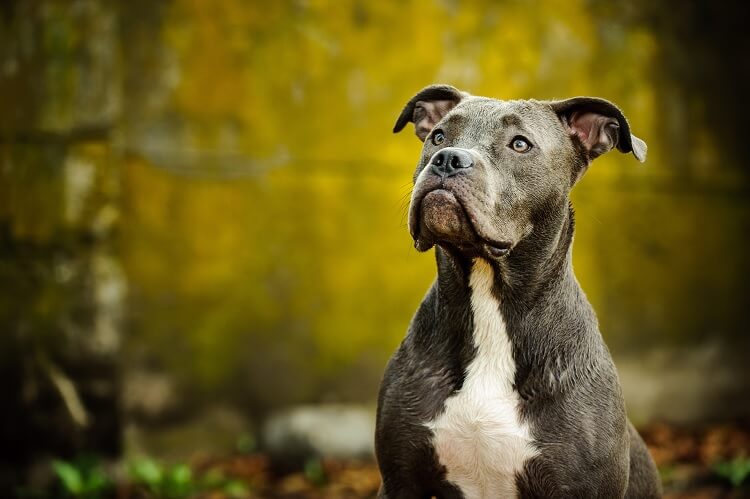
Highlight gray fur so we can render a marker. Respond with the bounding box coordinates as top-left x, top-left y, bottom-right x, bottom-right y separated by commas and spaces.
376, 84, 661, 498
